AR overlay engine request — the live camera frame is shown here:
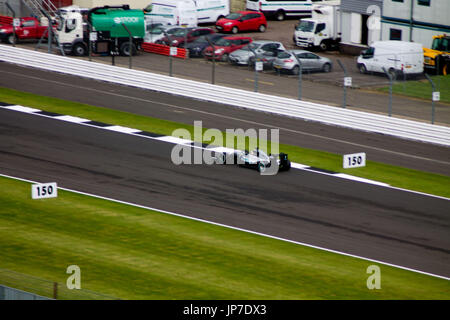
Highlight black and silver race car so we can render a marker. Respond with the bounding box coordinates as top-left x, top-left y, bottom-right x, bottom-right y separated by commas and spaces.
219, 148, 291, 173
